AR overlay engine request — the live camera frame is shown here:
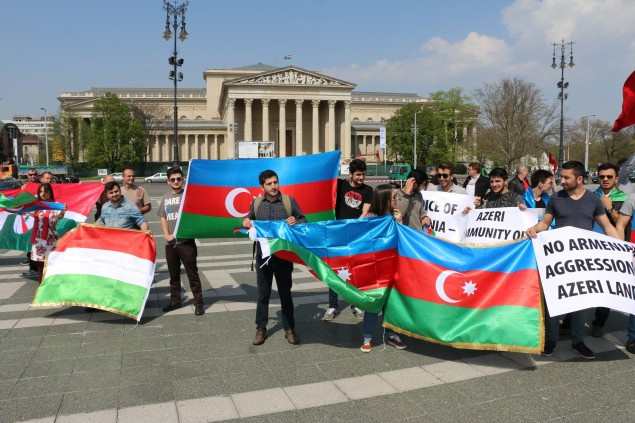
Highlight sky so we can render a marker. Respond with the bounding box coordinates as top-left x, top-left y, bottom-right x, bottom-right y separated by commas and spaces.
2, 0, 635, 128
